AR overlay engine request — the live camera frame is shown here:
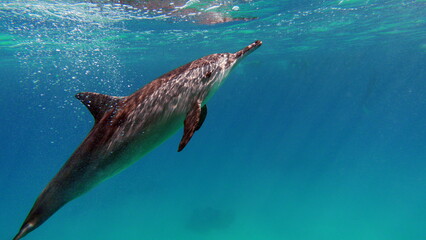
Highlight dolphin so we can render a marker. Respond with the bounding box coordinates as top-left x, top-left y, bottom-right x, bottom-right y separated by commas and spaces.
90, 0, 257, 24
13, 40, 262, 240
